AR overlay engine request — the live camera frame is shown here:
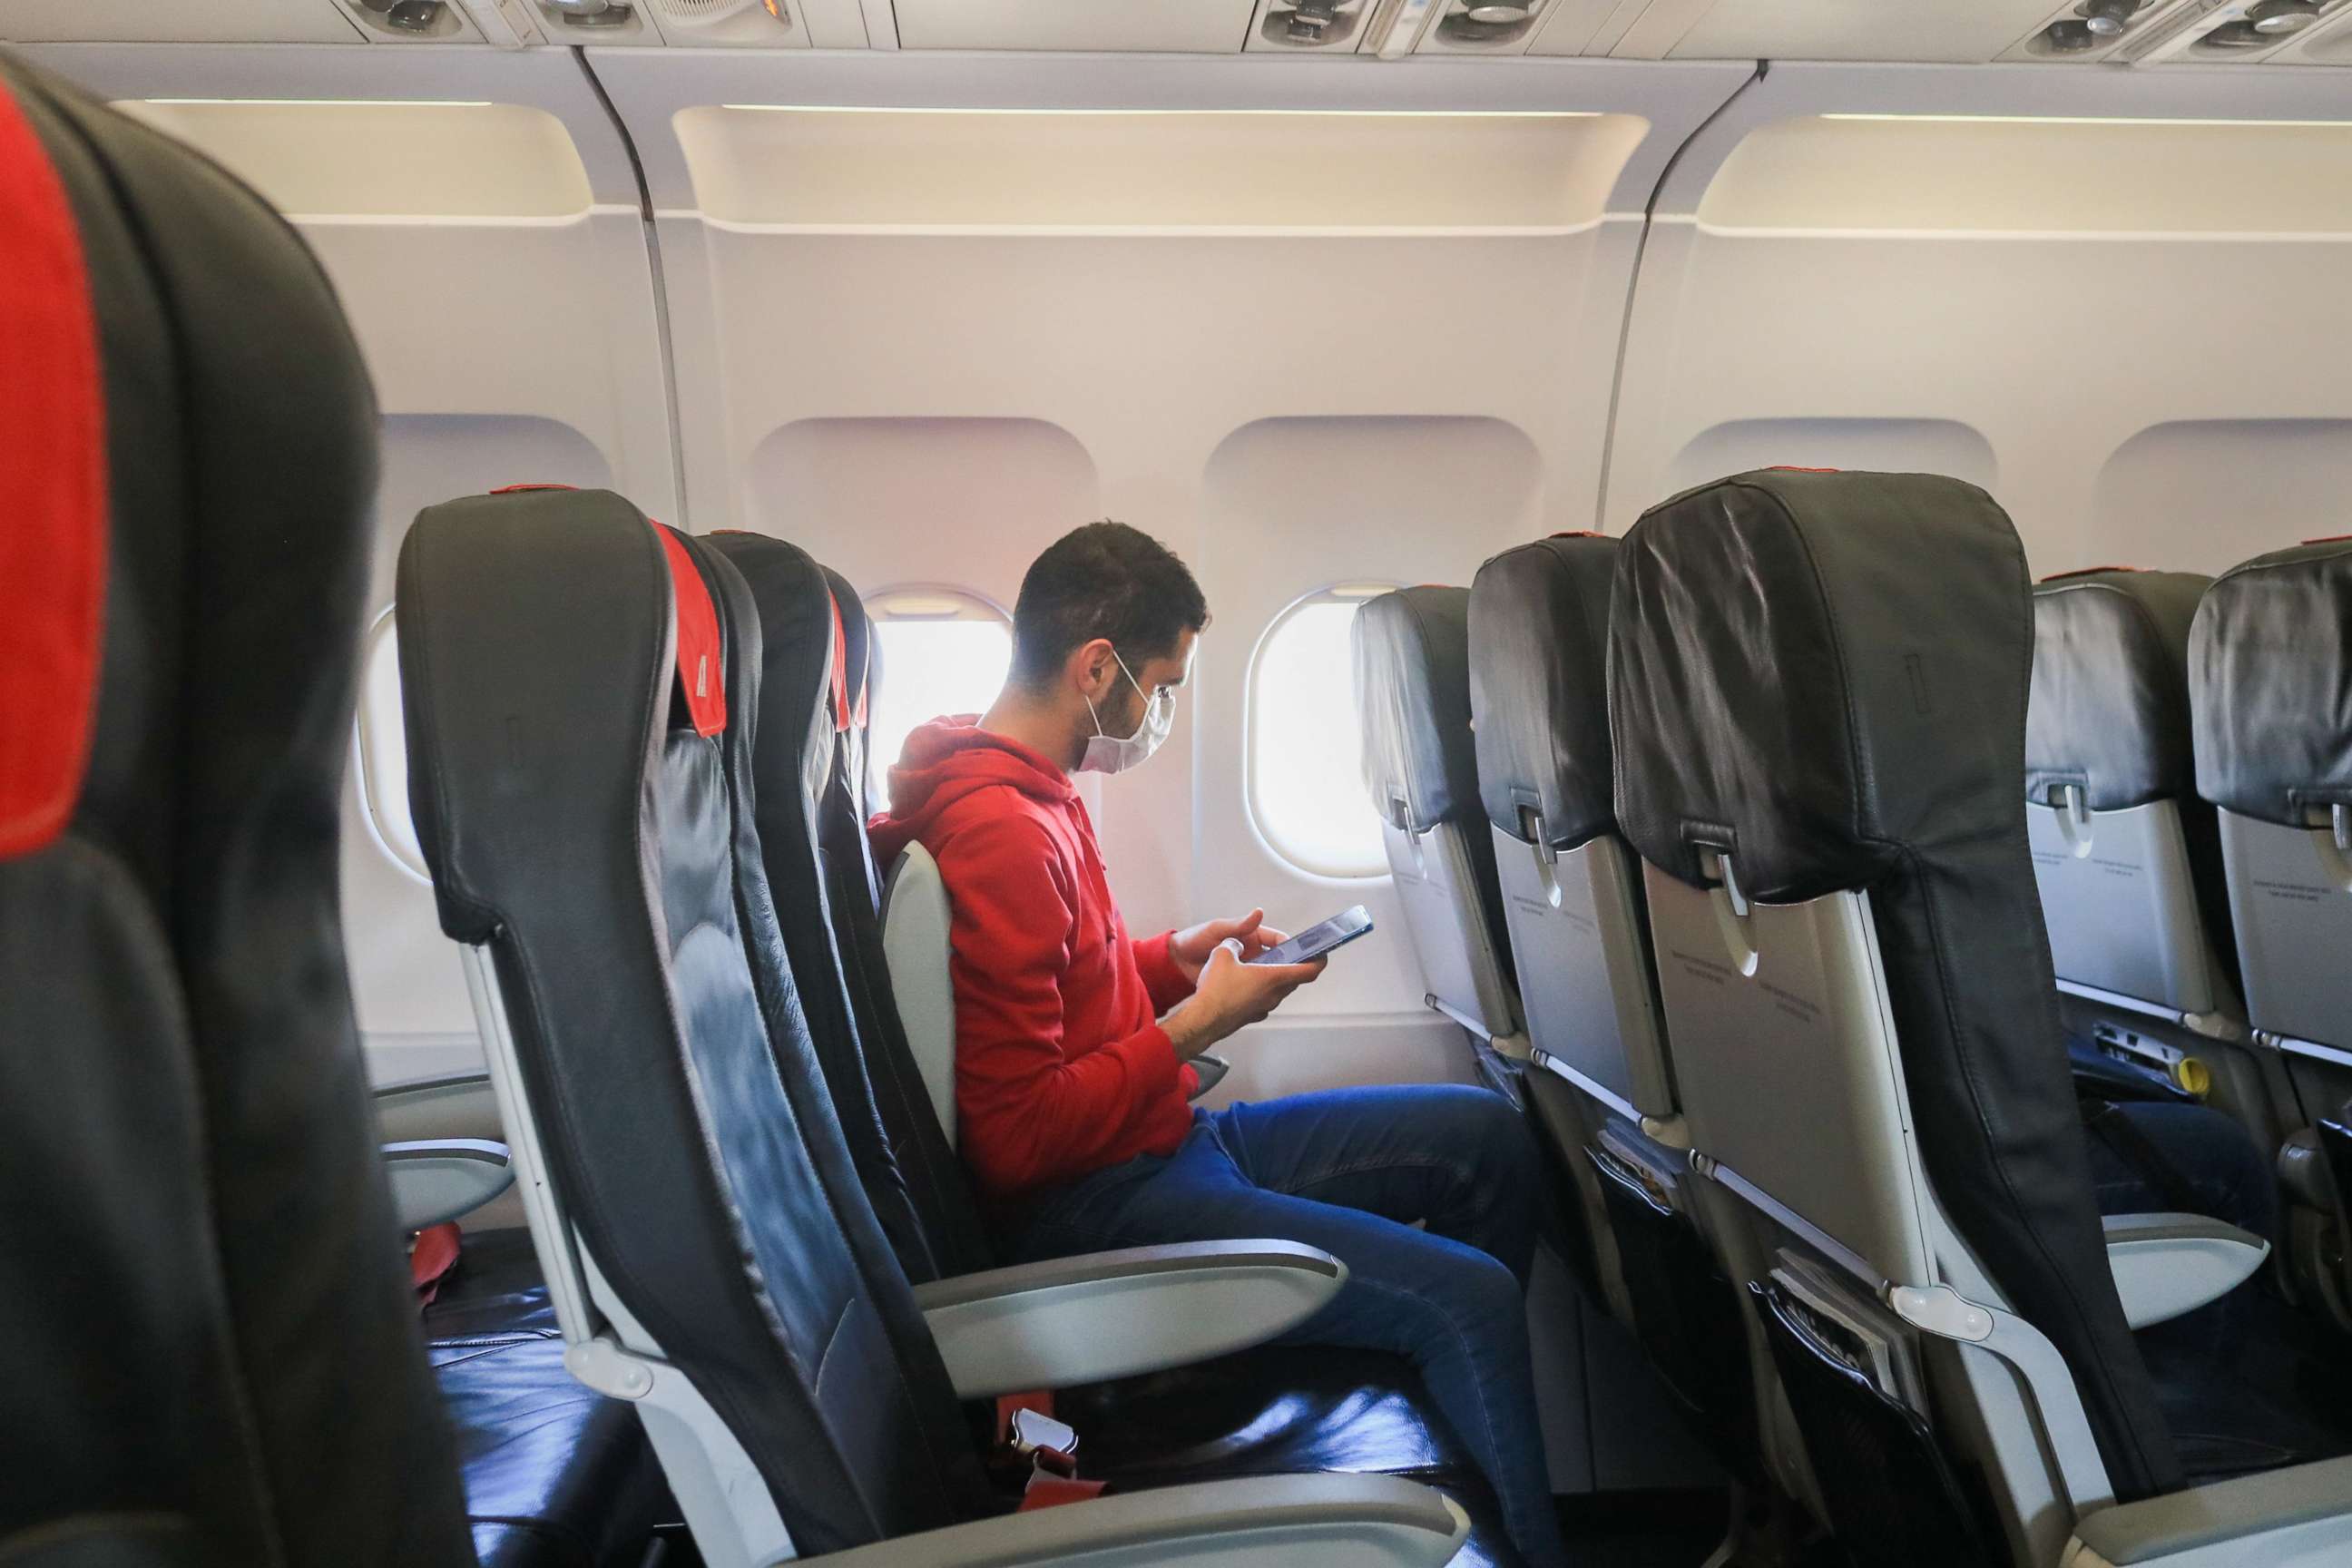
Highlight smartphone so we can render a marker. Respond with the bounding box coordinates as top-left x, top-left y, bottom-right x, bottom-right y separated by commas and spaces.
1247, 906, 1374, 966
